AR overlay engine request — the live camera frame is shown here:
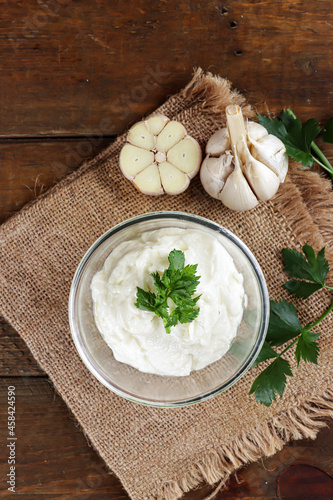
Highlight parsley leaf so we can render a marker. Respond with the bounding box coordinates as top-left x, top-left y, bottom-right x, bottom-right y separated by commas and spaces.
295, 330, 320, 366
257, 110, 320, 168
252, 341, 278, 366
249, 242, 333, 406
257, 109, 333, 178
134, 249, 201, 333
282, 245, 329, 298
168, 248, 185, 270
249, 243, 333, 407
267, 299, 302, 346
283, 280, 322, 299
135, 287, 161, 313
281, 110, 322, 166
251, 297, 322, 406
249, 357, 293, 407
